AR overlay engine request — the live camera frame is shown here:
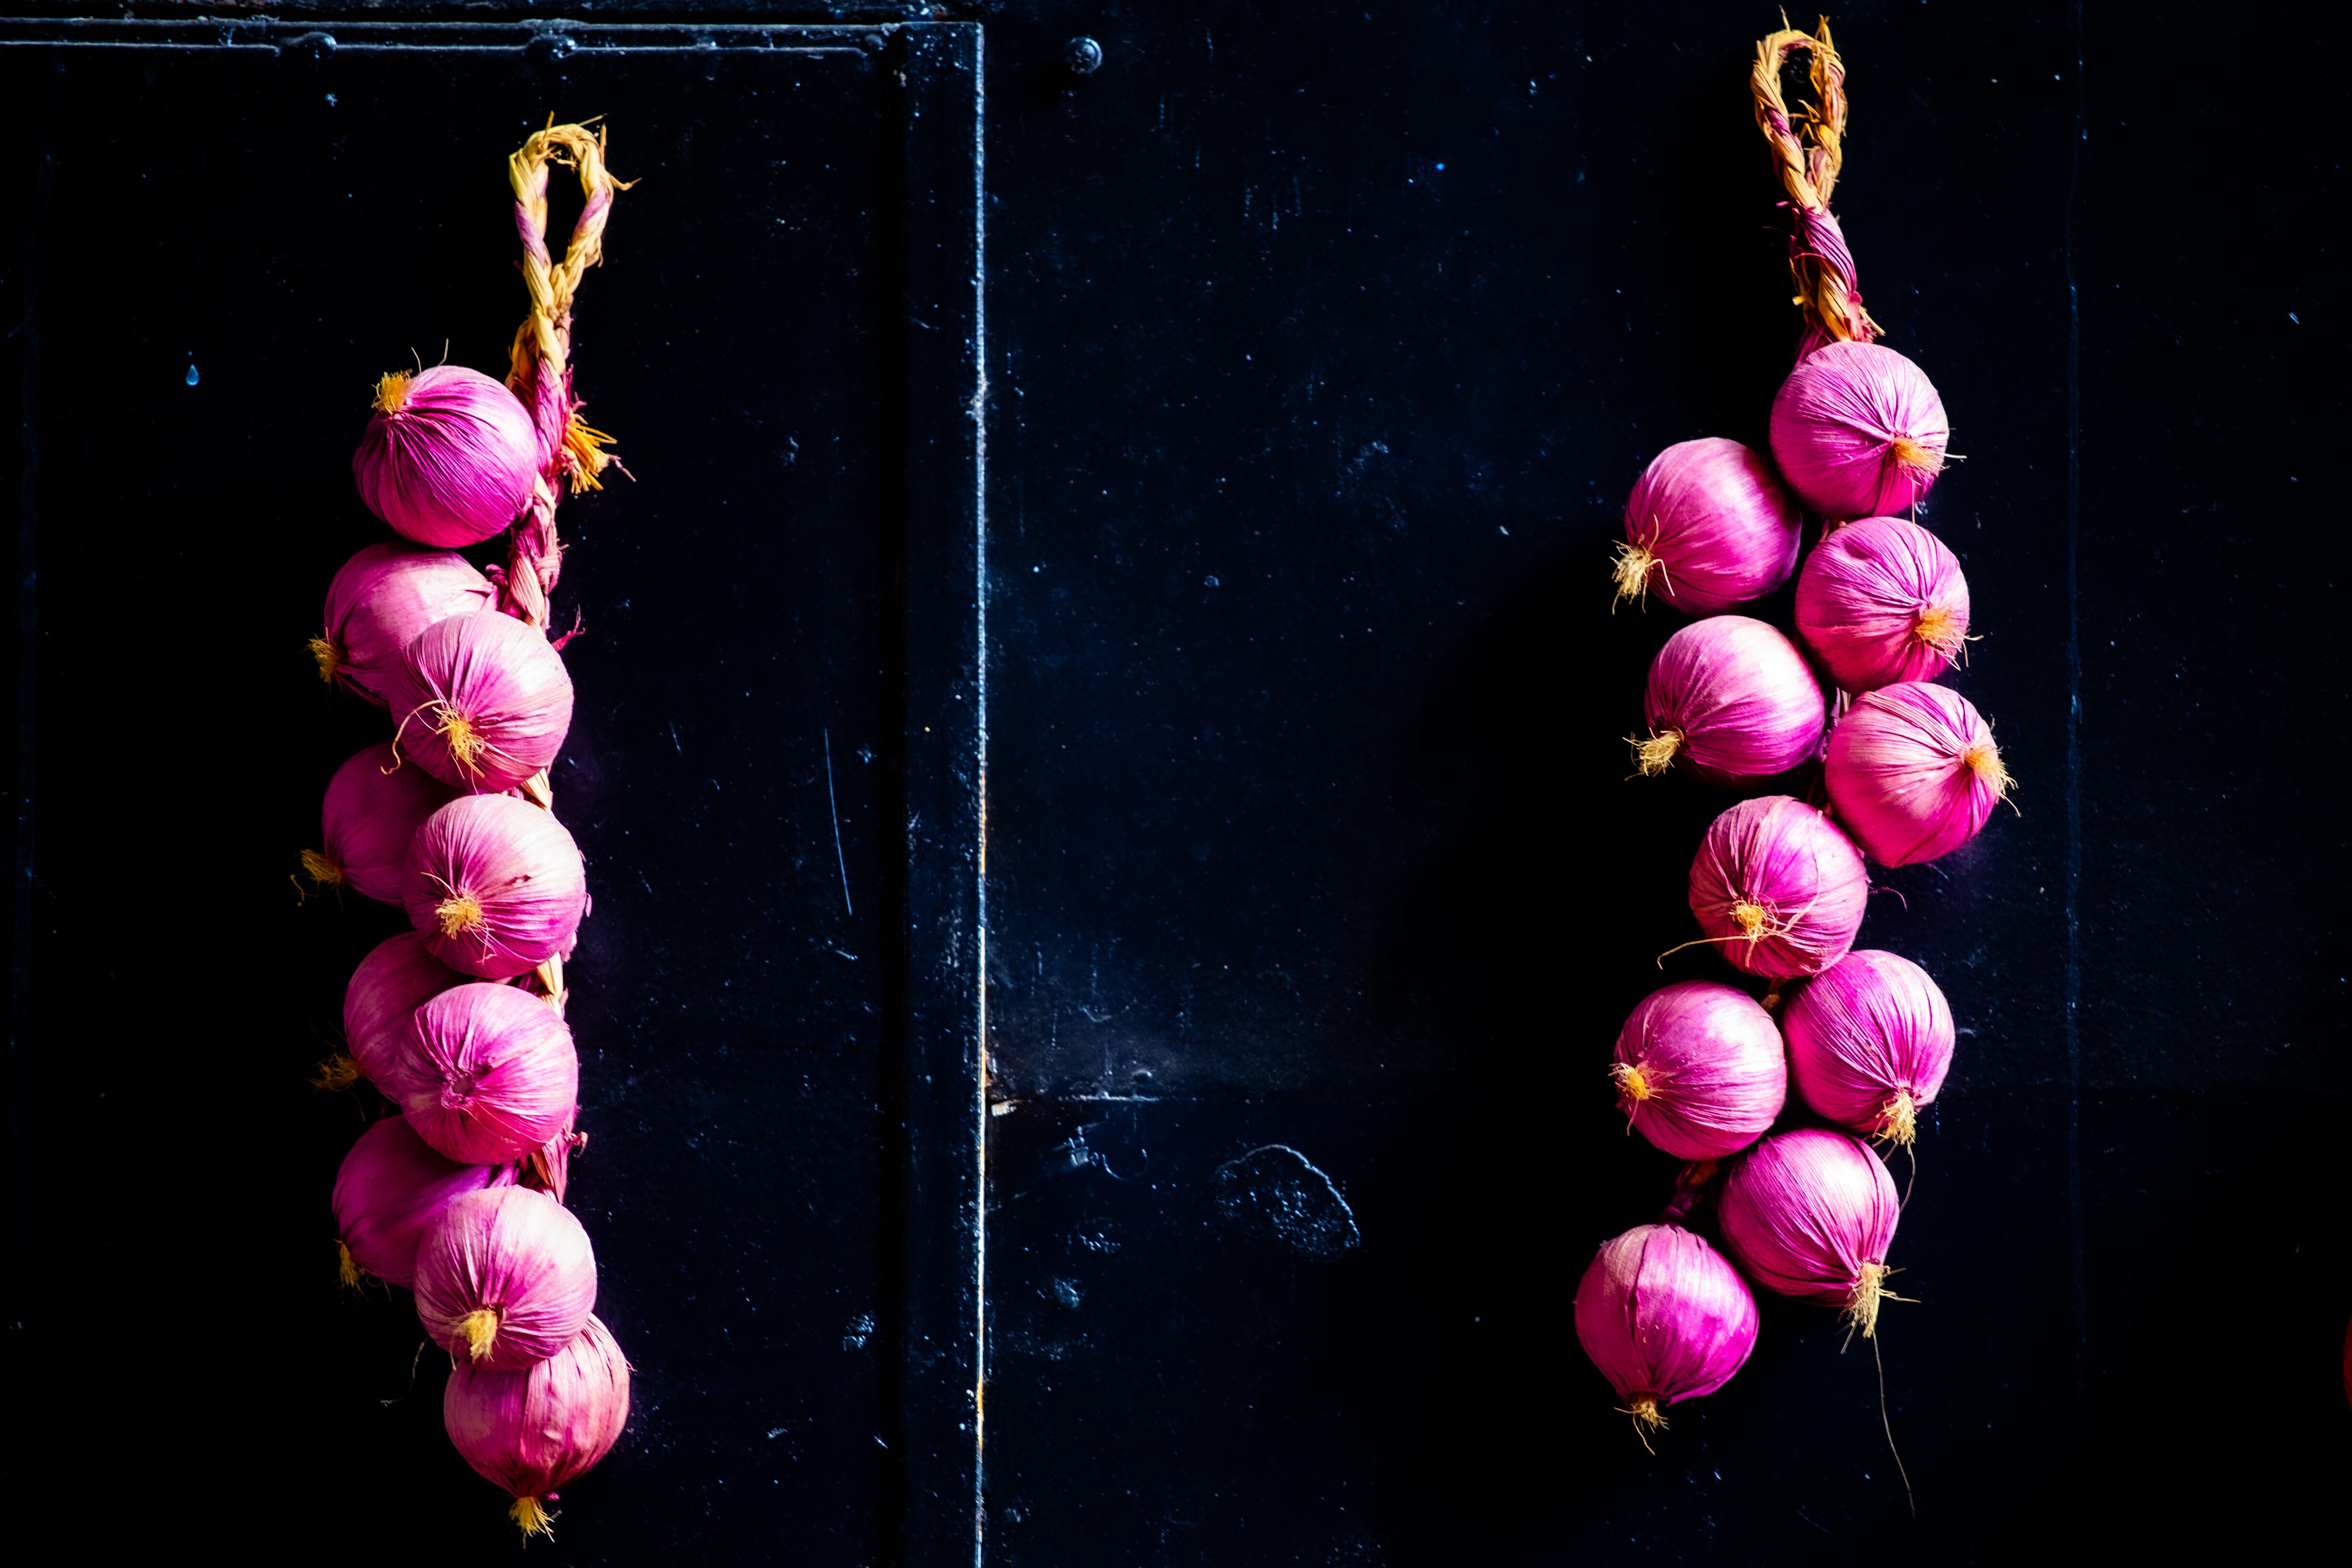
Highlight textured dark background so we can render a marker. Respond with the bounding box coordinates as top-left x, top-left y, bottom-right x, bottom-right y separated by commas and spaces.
7, 1, 2350, 1563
